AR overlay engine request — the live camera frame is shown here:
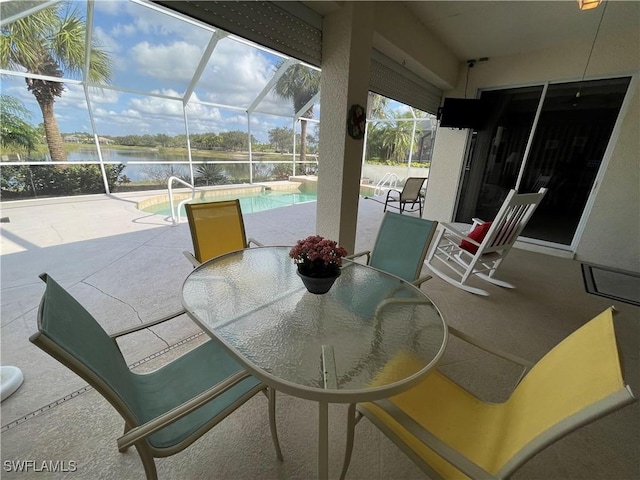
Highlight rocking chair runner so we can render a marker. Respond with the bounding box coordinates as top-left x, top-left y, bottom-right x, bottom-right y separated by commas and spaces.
383, 177, 427, 216
425, 188, 547, 295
